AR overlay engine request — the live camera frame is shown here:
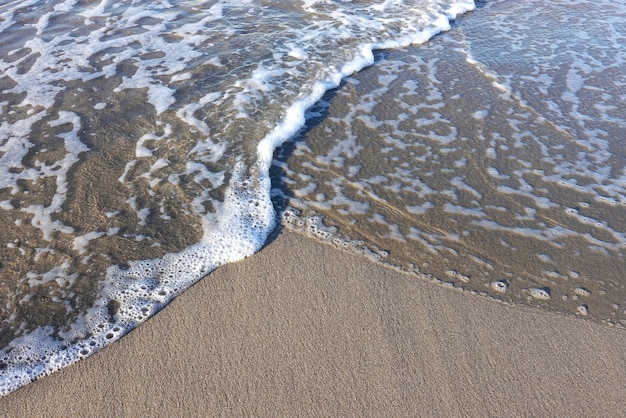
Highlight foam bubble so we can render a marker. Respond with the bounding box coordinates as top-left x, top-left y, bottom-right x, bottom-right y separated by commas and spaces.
529, 287, 551, 300
574, 287, 591, 297
491, 281, 508, 293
